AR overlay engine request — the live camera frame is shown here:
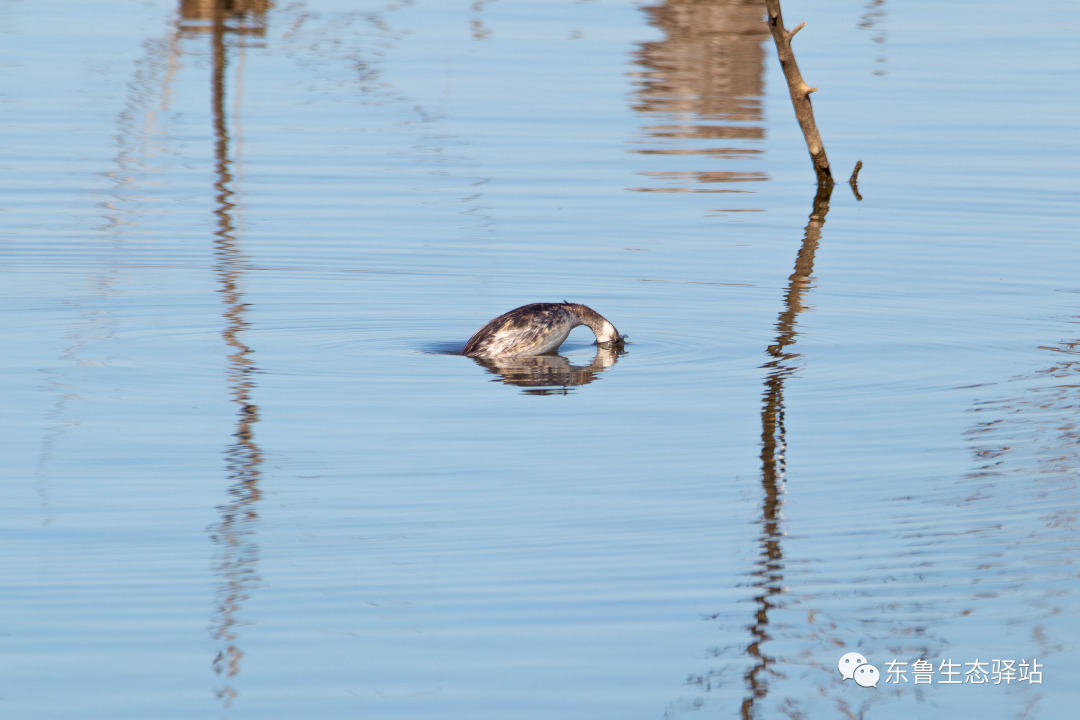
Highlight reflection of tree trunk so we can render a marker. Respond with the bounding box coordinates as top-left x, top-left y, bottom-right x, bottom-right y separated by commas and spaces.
206, 1, 263, 707
743, 181, 832, 719
631, 0, 769, 192
180, 0, 270, 34
767, 182, 831, 359
634, 0, 767, 123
